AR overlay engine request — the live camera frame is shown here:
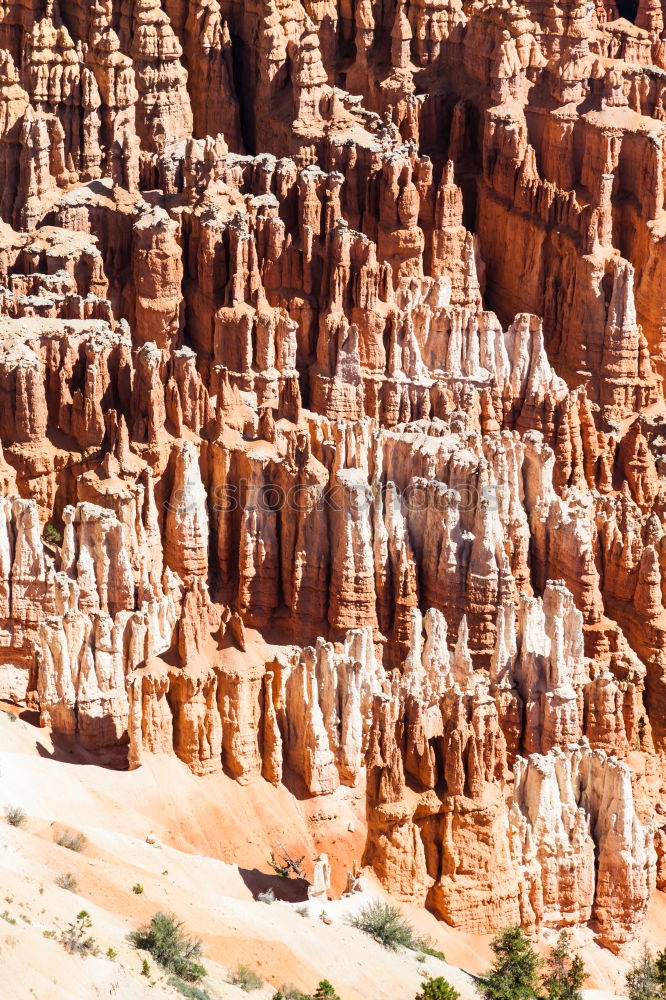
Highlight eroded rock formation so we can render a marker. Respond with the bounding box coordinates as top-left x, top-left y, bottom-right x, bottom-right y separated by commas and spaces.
0, 0, 664, 954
